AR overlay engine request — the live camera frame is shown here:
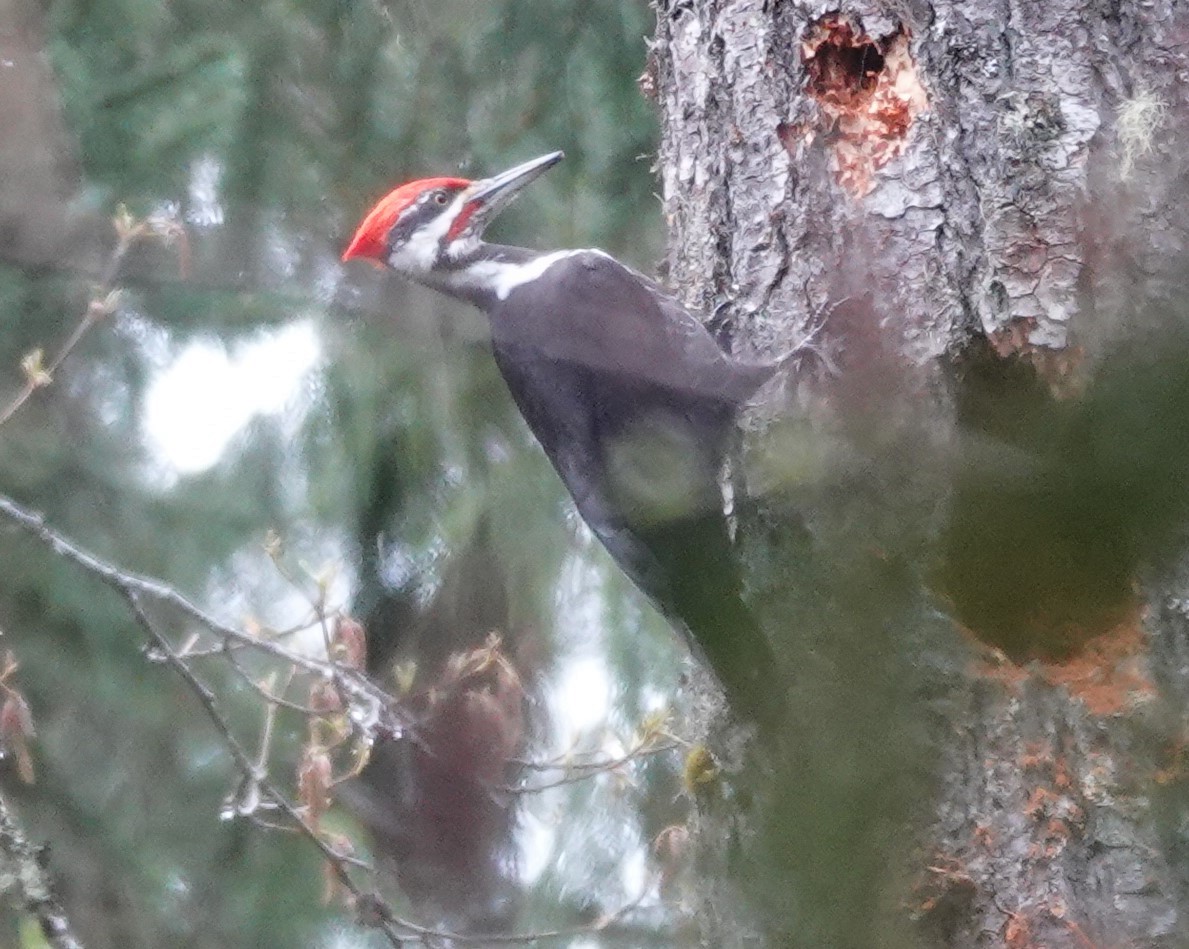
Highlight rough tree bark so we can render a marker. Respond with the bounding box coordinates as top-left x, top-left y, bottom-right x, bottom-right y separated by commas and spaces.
652, 1, 1189, 946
